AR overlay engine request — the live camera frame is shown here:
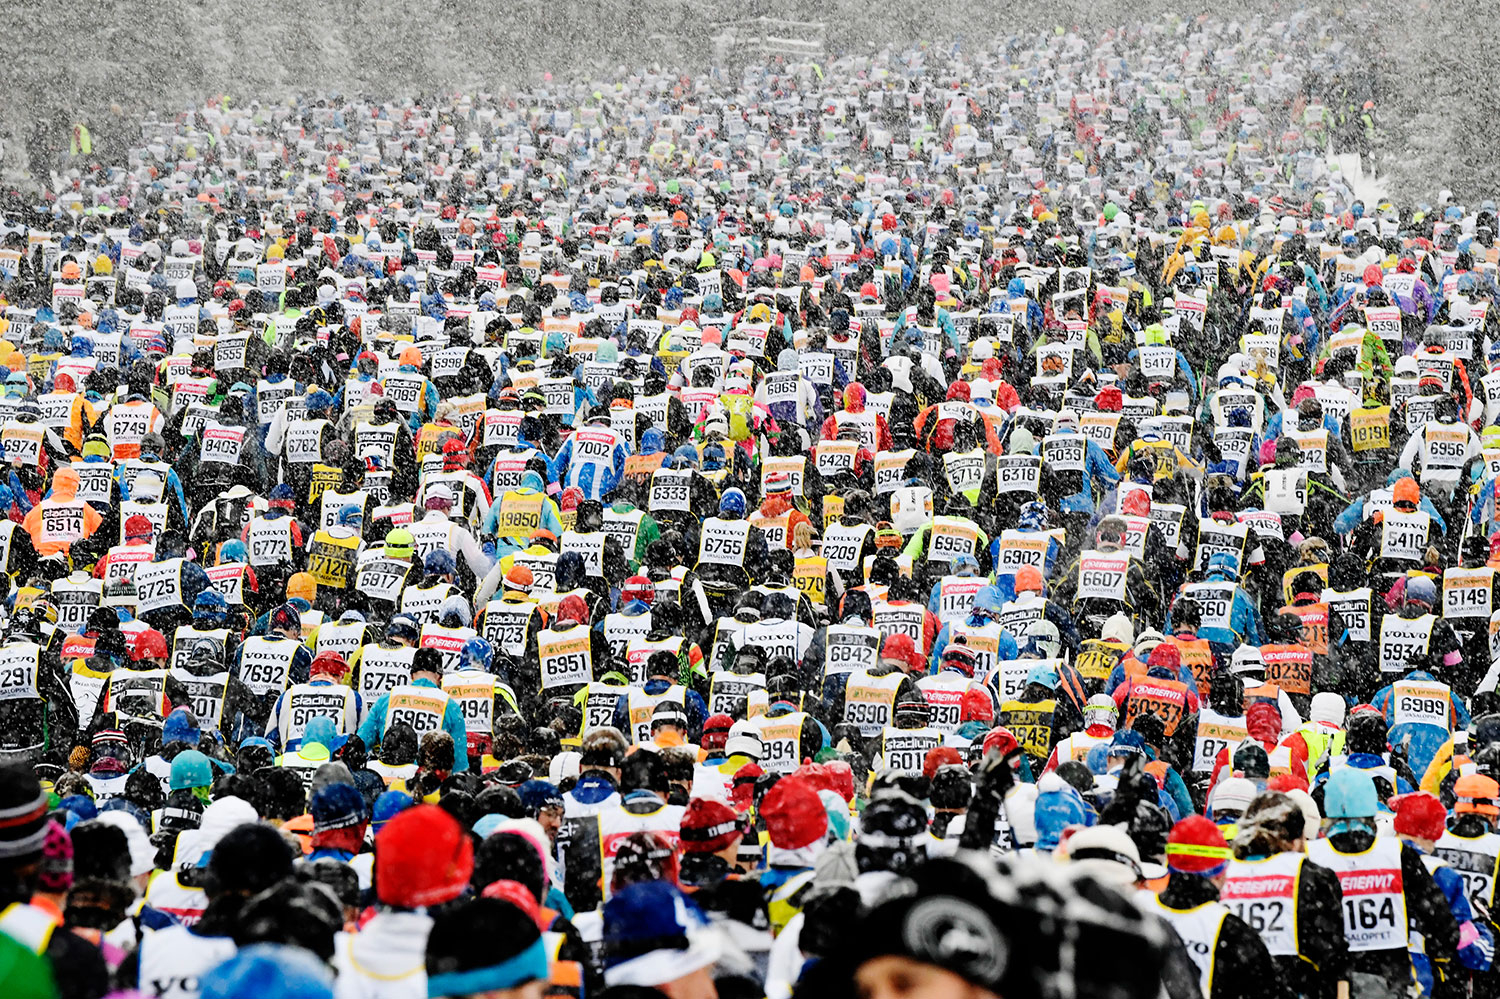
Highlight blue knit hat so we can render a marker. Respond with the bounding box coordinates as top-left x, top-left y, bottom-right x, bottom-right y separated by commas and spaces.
1032, 774, 1092, 852
602, 881, 722, 988
310, 783, 367, 835
201, 943, 334, 999
517, 780, 563, 817
163, 707, 201, 747
301, 717, 347, 754
372, 790, 415, 833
